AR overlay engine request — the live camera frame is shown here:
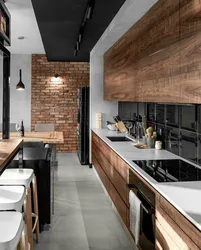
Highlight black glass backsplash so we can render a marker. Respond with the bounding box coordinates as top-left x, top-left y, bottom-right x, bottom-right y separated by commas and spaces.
118, 102, 201, 166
